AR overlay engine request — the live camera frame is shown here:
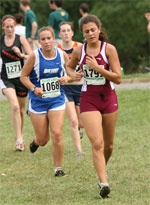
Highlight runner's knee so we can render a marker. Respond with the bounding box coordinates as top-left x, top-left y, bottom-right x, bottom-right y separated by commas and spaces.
51, 130, 63, 144
92, 139, 104, 151
104, 143, 113, 154
37, 137, 49, 146
70, 118, 78, 128
11, 104, 20, 113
